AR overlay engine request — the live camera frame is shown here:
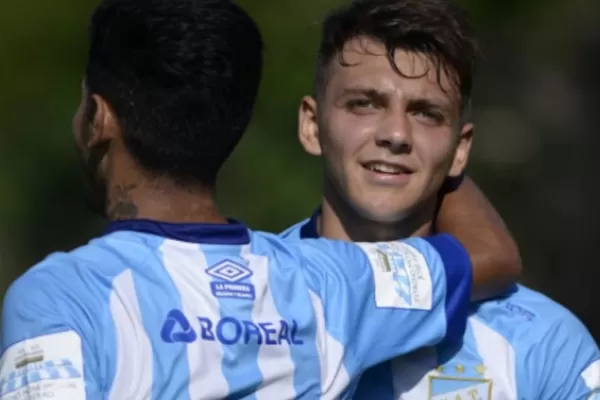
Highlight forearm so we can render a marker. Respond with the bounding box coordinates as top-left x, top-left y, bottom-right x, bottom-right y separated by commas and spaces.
436, 177, 522, 300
